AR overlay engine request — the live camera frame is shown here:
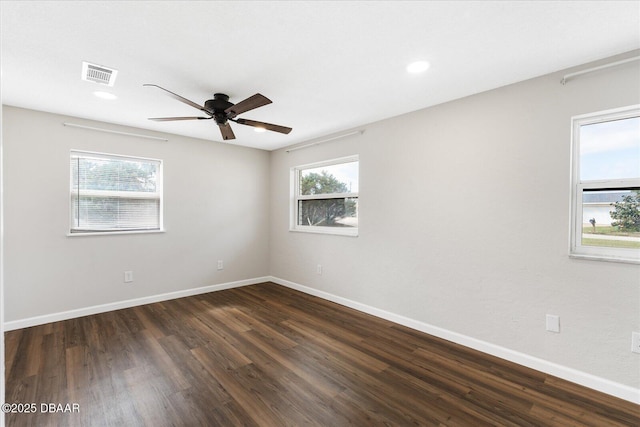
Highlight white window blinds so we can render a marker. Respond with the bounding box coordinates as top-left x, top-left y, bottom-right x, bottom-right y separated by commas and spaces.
70, 151, 162, 233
